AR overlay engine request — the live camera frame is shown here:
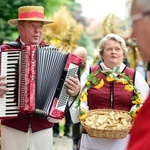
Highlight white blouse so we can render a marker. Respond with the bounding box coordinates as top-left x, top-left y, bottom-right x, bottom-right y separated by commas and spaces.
69, 62, 149, 150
